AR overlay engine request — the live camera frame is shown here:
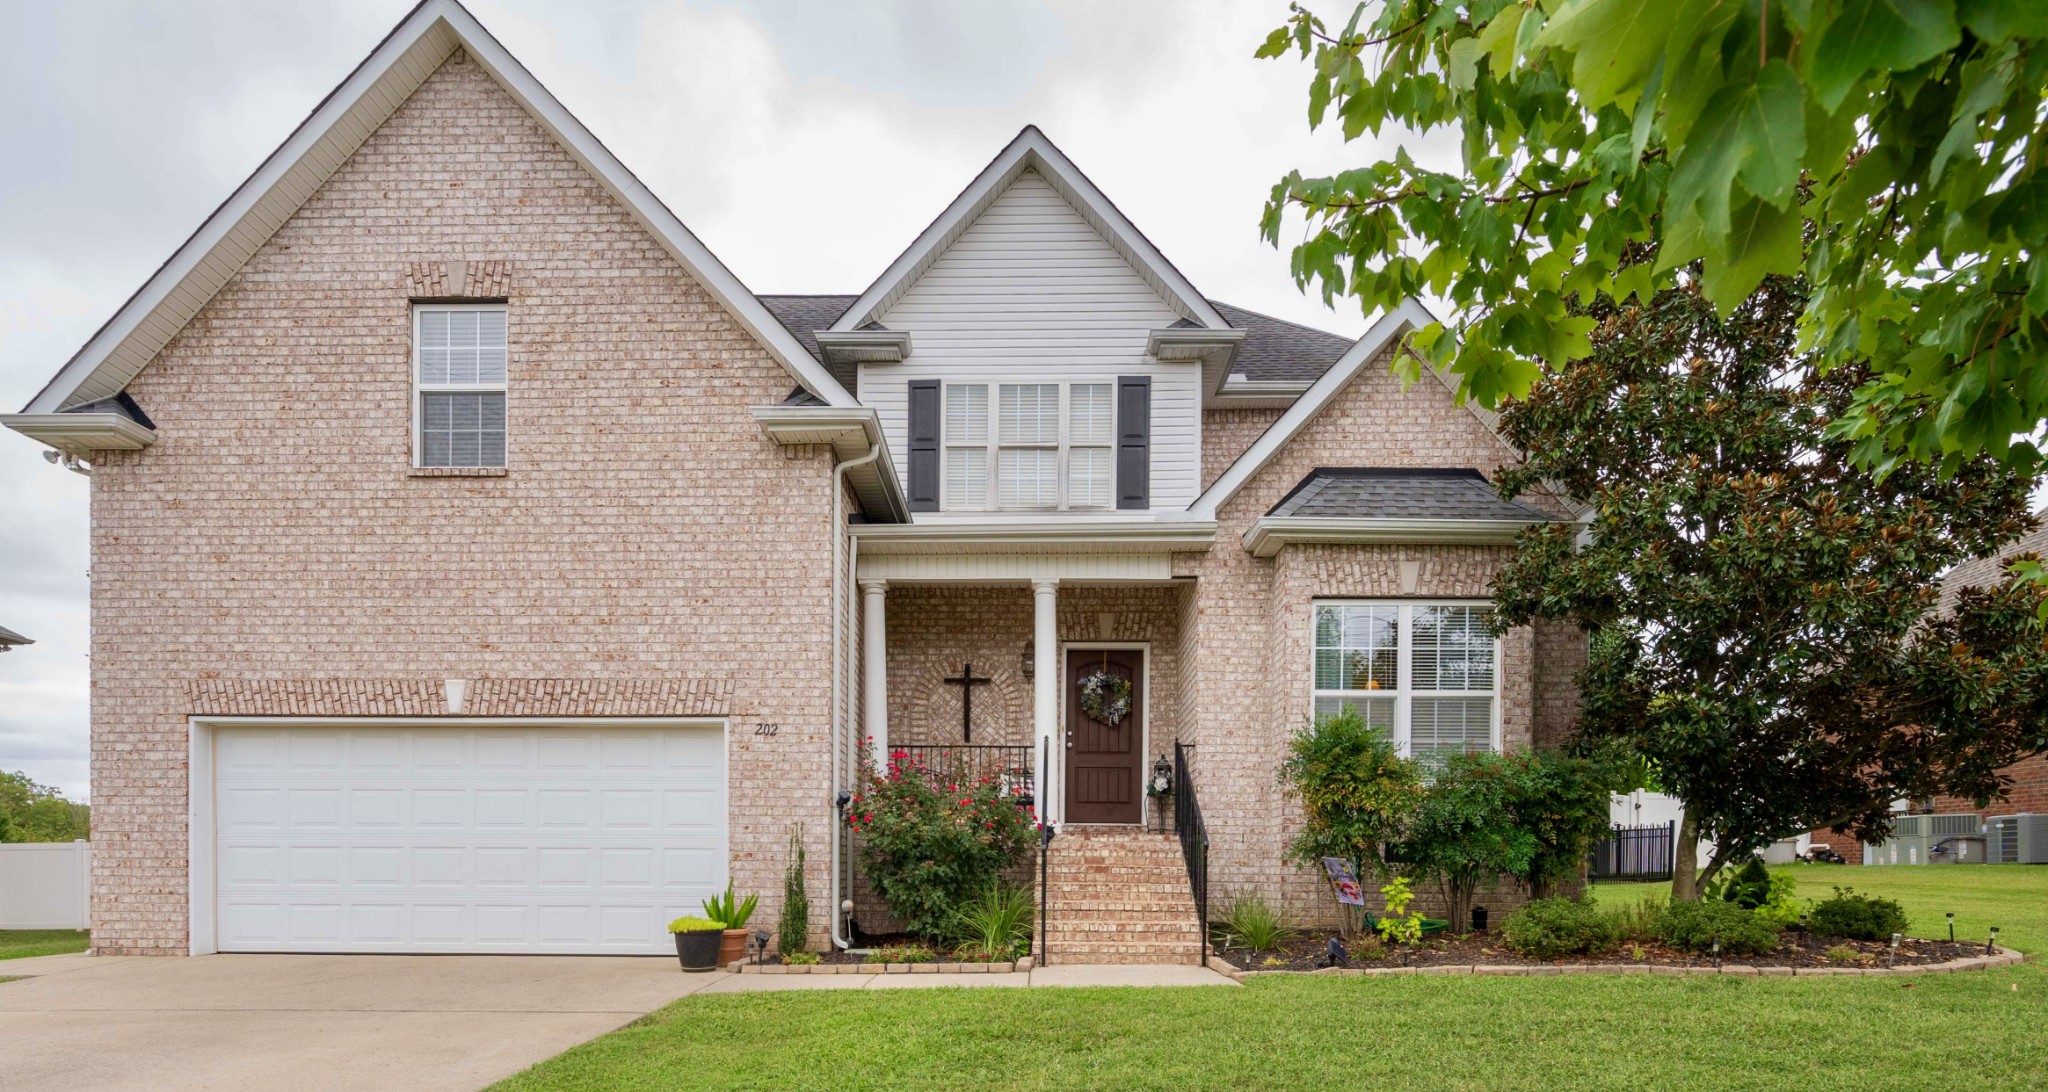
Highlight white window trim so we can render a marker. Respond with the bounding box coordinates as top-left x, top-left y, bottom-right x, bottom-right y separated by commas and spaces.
412, 303, 508, 469
1310, 599, 1502, 757
940, 380, 1114, 513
